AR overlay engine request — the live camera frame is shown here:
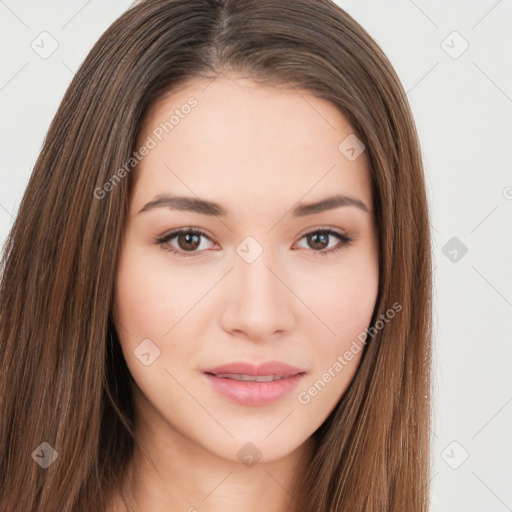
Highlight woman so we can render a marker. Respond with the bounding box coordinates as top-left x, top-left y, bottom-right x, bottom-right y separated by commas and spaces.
0, 0, 432, 511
